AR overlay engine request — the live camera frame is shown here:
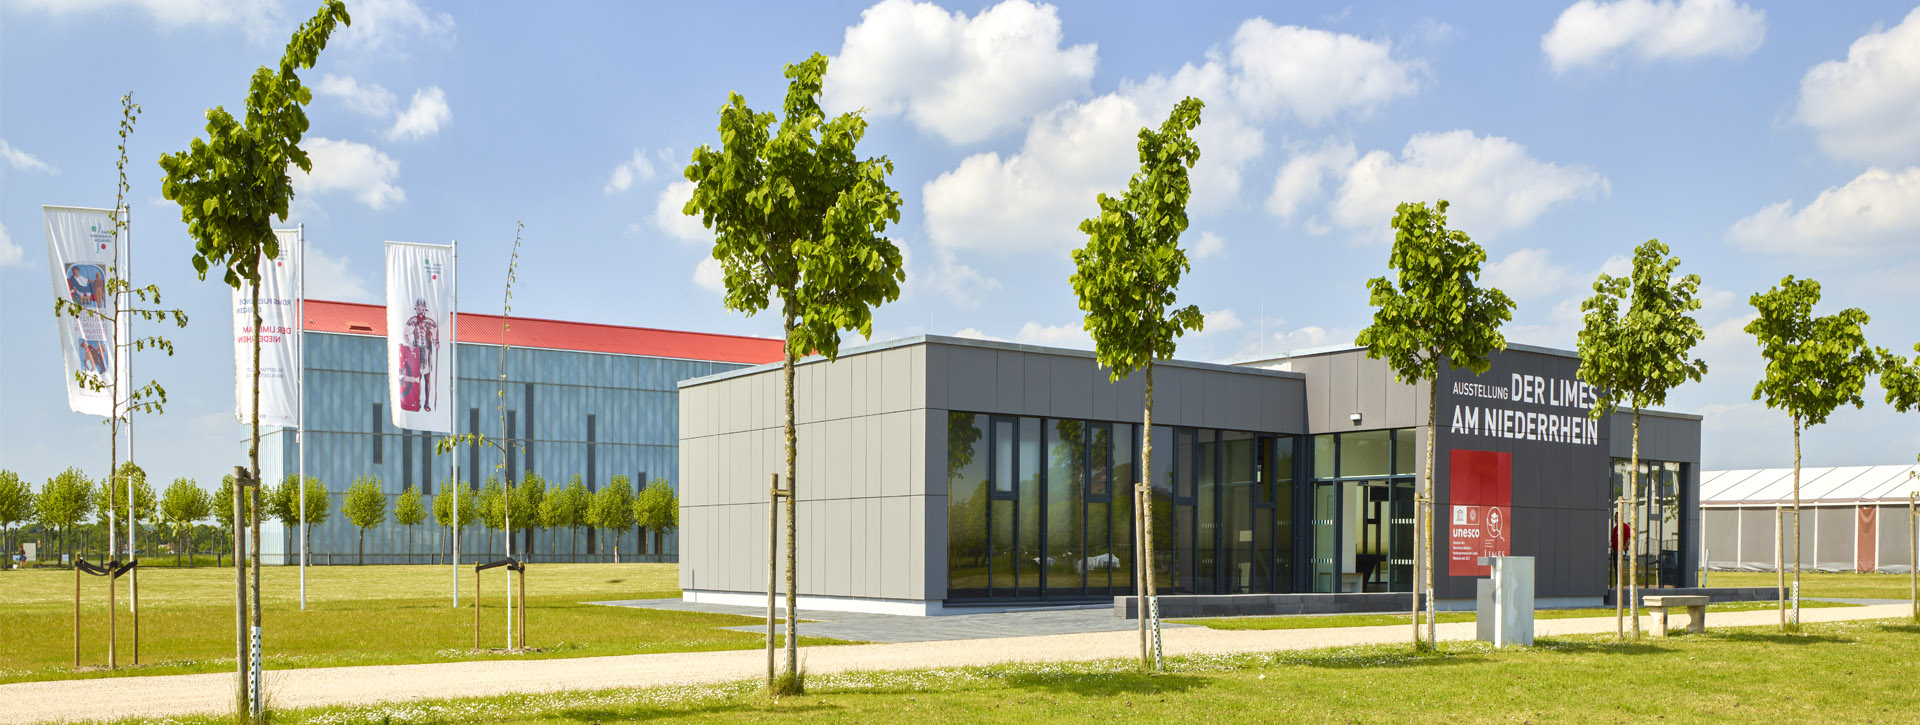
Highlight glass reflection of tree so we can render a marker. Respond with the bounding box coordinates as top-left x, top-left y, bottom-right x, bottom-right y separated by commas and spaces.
946, 413, 987, 589
1050, 420, 1088, 586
